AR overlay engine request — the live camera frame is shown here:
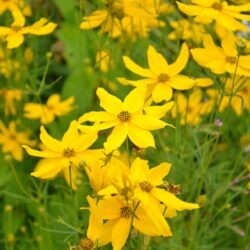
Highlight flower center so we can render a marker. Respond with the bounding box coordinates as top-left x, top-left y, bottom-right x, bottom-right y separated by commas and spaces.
11, 25, 22, 32
80, 238, 94, 250
120, 205, 133, 218
139, 180, 153, 193
63, 147, 76, 158
158, 73, 169, 83
117, 111, 131, 122
211, 2, 223, 11
226, 56, 236, 64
